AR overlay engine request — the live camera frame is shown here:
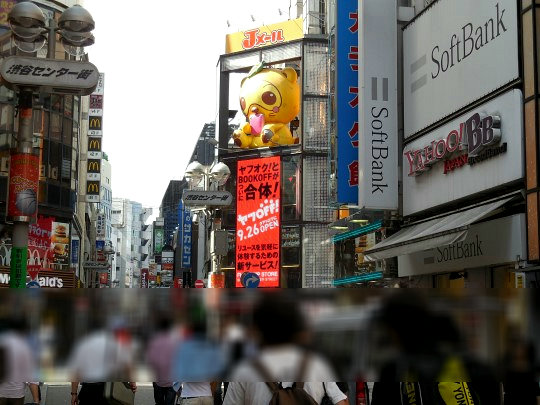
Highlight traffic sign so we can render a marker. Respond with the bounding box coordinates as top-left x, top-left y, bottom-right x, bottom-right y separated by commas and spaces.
26, 280, 40, 289
195, 279, 205, 288
241, 272, 260, 288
